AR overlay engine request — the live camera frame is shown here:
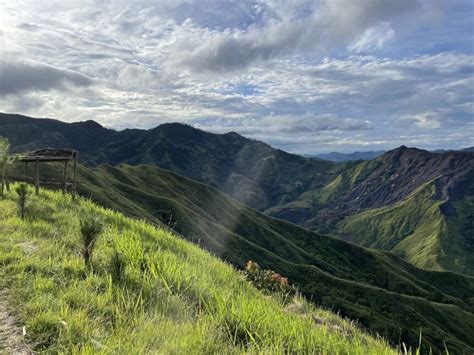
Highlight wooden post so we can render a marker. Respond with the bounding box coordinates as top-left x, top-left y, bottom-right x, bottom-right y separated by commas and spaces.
73, 151, 78, 196
24, 162, 28, 178
35, 157, 39, 195
63, 160, 68, 193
